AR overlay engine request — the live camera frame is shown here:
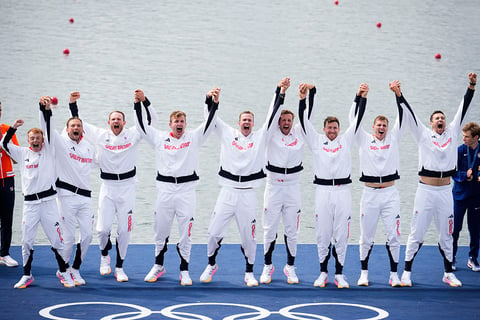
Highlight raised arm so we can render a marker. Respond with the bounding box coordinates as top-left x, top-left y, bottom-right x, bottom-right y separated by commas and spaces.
39, 96, 53, 144
298, 83, 317, 123
68, 91, 102, 138
133, 89, 152, 135
263, 78, 290, 132
132, 89, 160, 148
298, 83, 321, 148
202, 87, 220, 136
304, 83, 317, 121
349, 83, 370, 146
349, 83, 368, 131
1, 119, 24, 158
274, 78, 290, 111
139, 92, 158, 128
450, 72, 476, 130
388, 80, 408, 137
265, 78, 291, 140
390, 82, 425, 142
69, 91, 80, 118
